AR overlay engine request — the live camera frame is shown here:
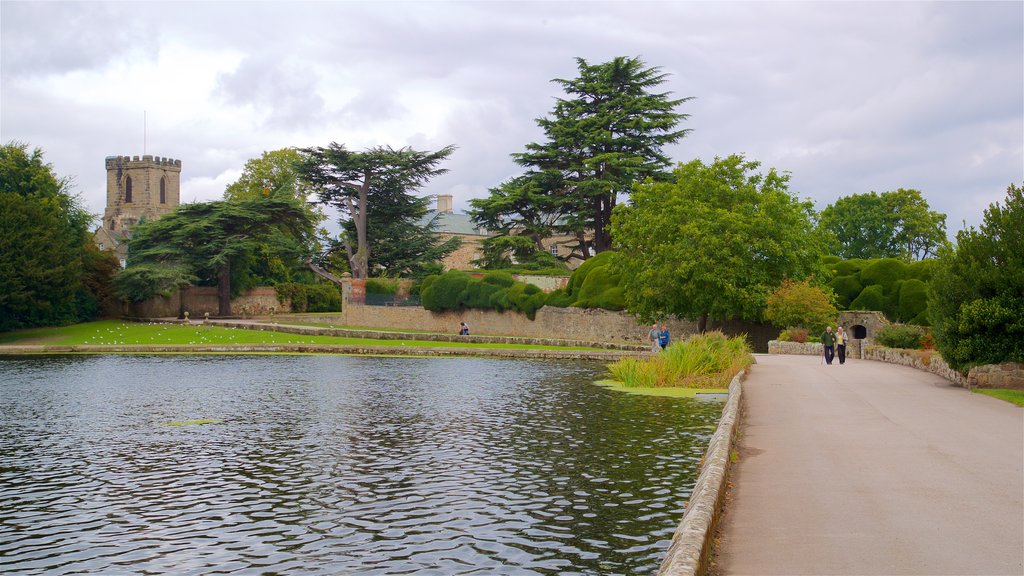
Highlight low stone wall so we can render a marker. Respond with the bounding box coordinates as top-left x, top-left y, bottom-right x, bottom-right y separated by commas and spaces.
768, 340, 822, 356
128, 286, 291, 318
967, 362, 1024, 390
658, 371, 744, 576
861, 345, 968, 387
